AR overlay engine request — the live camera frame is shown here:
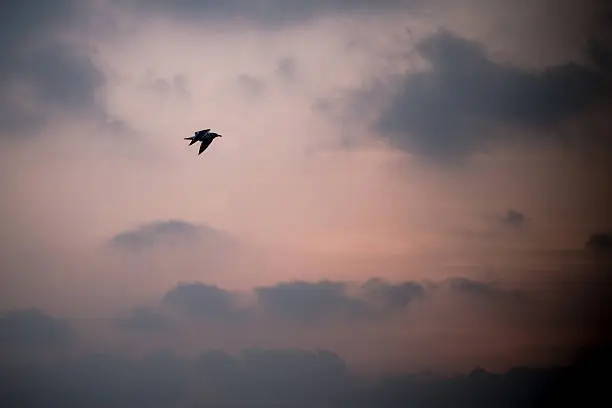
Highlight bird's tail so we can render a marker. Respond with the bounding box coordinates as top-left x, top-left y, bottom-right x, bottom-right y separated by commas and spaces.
184, 137, 194, 140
